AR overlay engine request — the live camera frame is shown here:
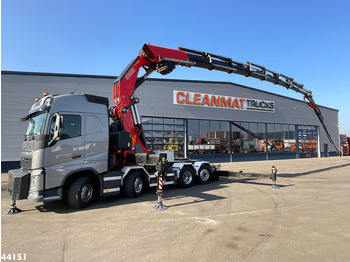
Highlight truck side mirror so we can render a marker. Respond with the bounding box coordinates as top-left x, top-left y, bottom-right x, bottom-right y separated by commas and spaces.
48, 113, 63, 146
